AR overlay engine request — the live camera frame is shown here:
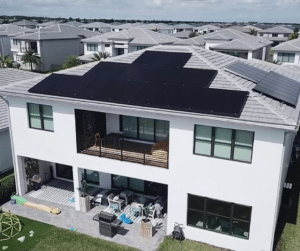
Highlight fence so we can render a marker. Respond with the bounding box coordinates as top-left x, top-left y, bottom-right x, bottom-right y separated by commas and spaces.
0, 173, 16, 206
